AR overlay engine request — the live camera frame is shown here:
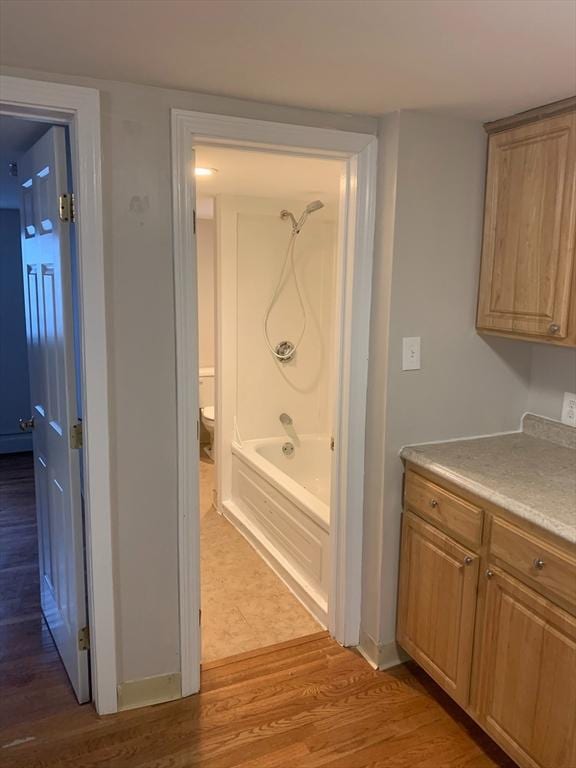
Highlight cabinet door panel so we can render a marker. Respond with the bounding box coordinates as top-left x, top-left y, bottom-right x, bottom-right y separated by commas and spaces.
477, 568, 576, 768
397, 511, 479, 707
477, 112, 576, 341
